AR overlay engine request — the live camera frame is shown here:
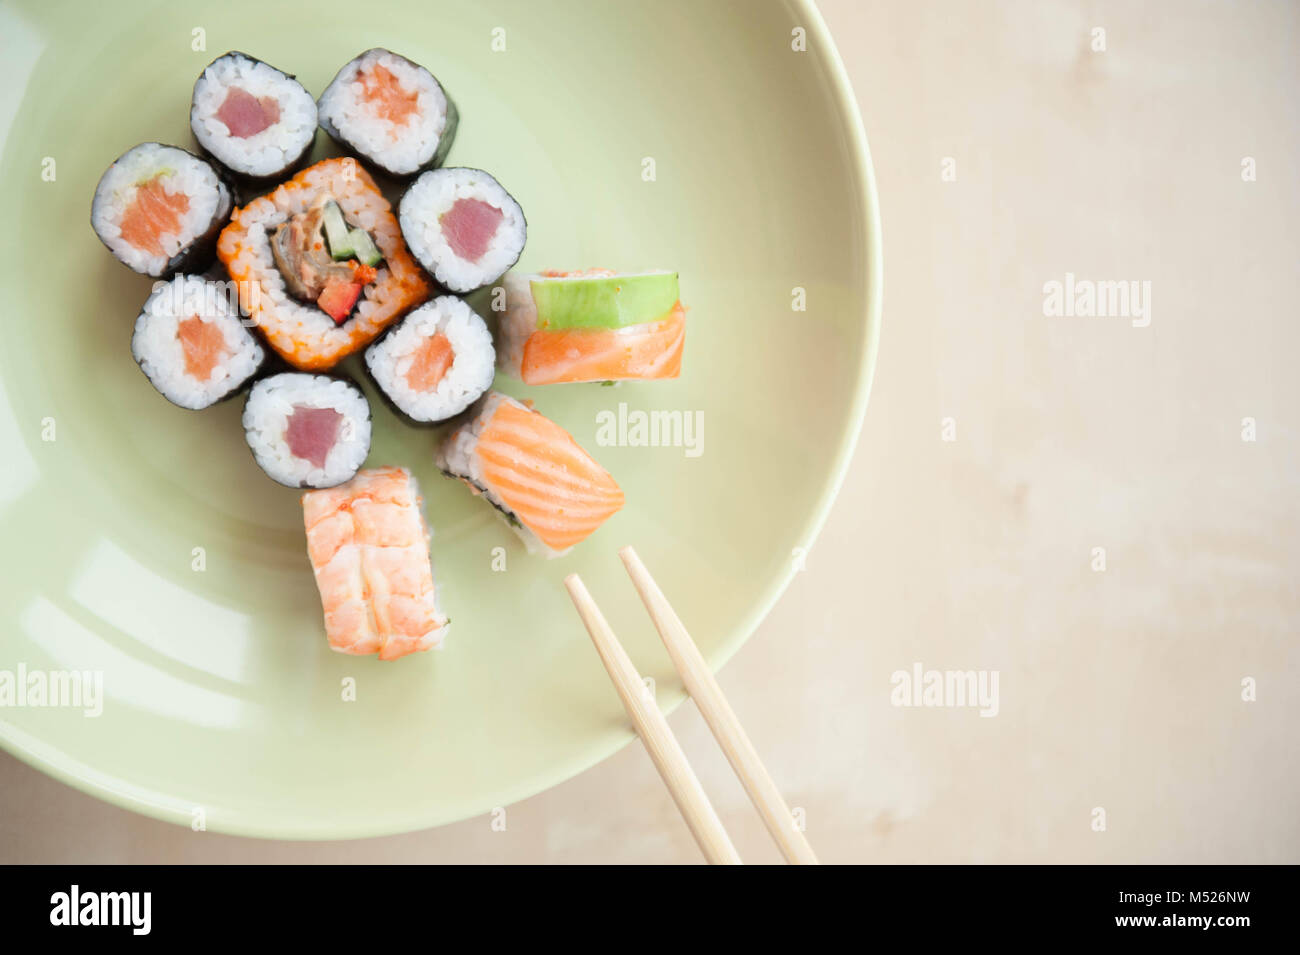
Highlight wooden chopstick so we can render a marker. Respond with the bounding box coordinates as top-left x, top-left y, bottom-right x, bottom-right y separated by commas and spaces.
564, 574, 743, 865
618, 546, 820, 865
